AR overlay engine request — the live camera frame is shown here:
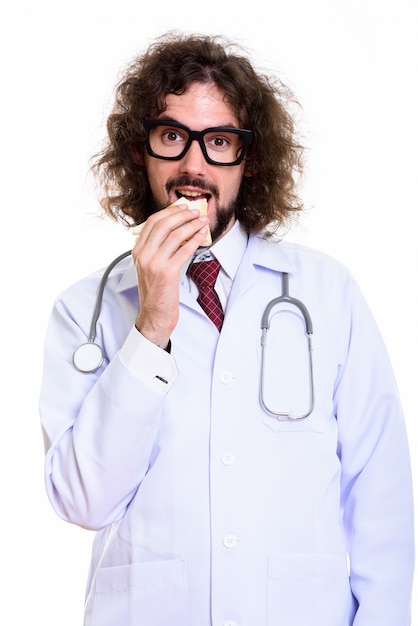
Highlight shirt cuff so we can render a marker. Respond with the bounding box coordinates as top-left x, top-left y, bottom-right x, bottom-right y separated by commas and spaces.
119, 326, 178, 394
